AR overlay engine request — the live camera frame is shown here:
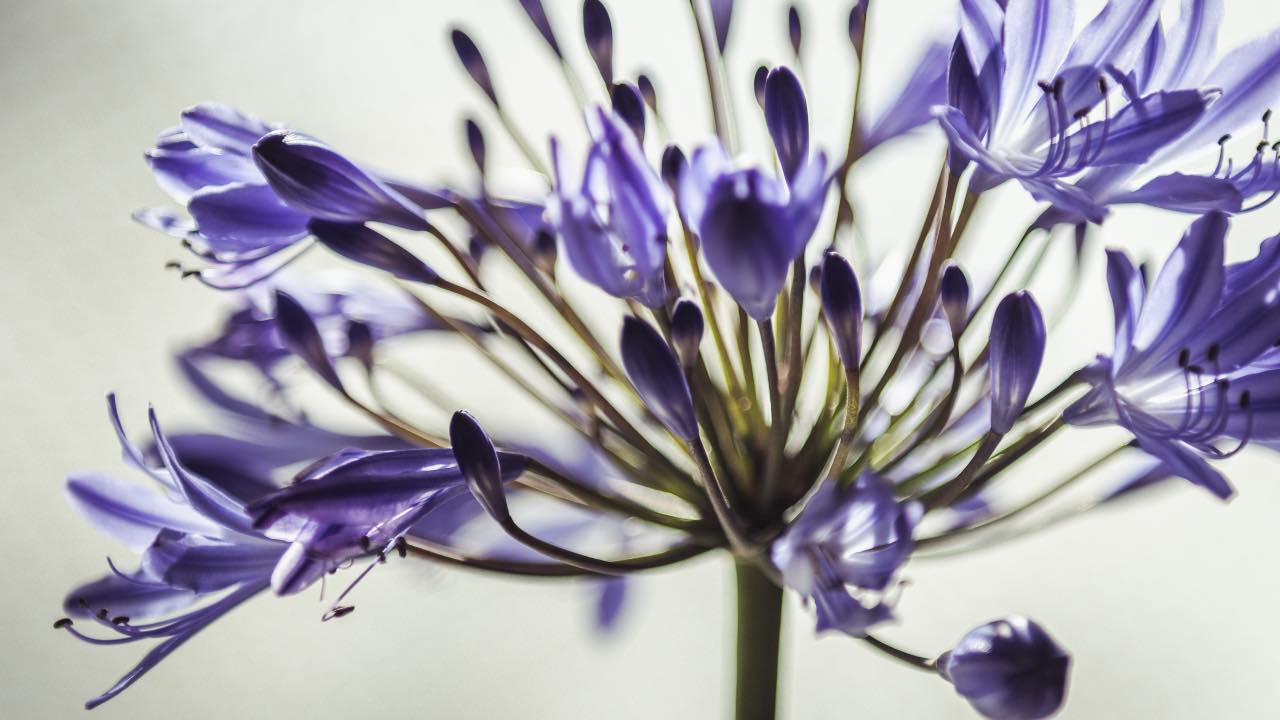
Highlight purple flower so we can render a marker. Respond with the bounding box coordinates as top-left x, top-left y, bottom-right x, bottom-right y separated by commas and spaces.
857, 39, 952, 156
939, 616, 1070, 720
1037, 3, 1280, 225
938, 0, 1216, 222
678, 143, 829, 319
770, 475, 920, 636
59, 399, 415, 707
1065, 211, 1280, 499
136, 103, 448, 288
548, 107, 671, 306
